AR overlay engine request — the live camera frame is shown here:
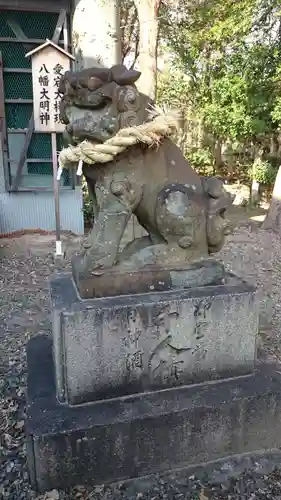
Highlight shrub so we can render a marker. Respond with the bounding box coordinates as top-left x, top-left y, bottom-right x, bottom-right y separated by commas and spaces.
251, 158, 278, 186
187, 147, 215, 176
